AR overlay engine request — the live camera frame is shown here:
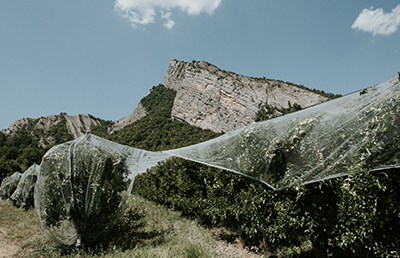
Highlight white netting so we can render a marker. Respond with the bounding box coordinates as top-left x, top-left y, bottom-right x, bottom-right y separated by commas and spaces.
0, 171, 22, 200
10, 164, 40, 209
165, 77, 400, 189
35, 77, 400, 247
35, 135, 169, 248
